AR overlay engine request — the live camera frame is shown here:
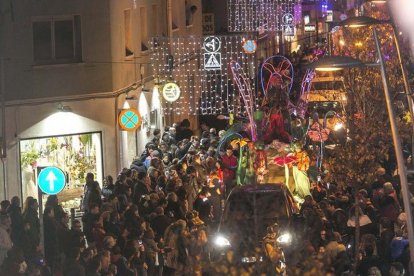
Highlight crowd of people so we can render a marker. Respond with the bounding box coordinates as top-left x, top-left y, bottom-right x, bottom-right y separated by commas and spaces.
288, 166, 410, 276
0, 119, 240, 276
0, 117, 410, 275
